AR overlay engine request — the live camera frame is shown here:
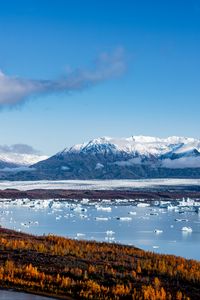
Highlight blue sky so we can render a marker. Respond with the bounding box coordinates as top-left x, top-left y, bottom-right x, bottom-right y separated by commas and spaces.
0, 0, 199, 155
